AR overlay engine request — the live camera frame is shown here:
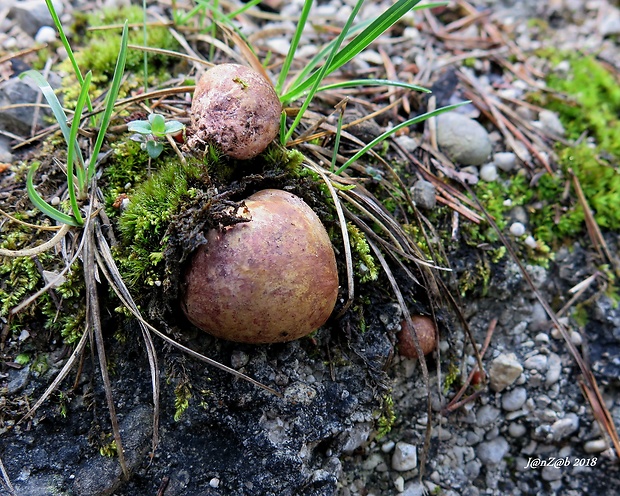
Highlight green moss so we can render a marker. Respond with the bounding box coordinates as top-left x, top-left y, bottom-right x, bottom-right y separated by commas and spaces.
375, 393, 396, 440
115, 158, 207, 287
347, 223, 379, 283
72, 5, 179, 80
173, 382, 192, 421
538, 54, 620, 232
